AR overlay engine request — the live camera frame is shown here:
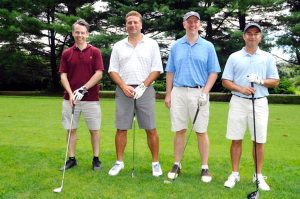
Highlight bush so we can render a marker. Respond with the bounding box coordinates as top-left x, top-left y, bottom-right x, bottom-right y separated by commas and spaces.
270, 79, 295, 94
